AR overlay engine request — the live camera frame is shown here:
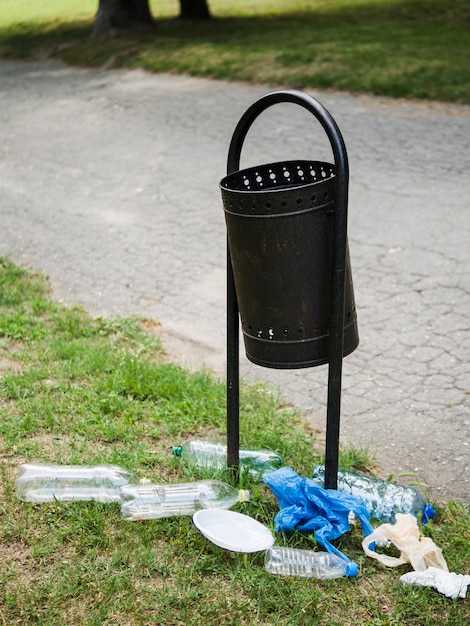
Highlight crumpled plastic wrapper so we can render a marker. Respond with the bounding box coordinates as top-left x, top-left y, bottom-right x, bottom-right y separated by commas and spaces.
362, 513, 470, 599
263, 467, 373, 569
400, 567, 470, 600
362, 513, 447, 571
